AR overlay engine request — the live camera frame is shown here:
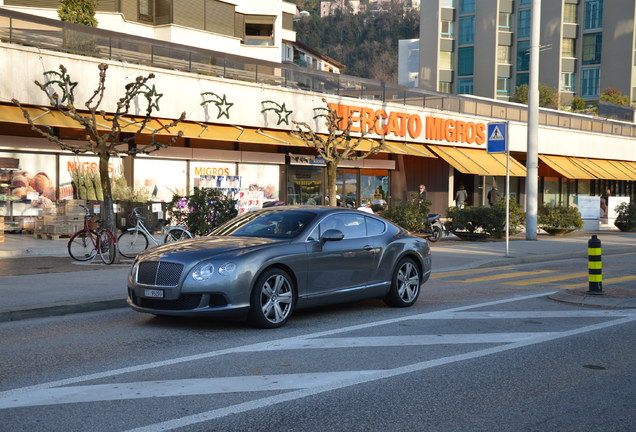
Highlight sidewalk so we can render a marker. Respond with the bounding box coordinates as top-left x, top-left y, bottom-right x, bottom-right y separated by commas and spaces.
0, 230, 635, 322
